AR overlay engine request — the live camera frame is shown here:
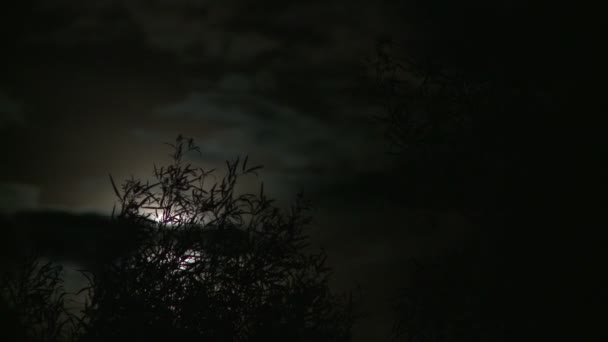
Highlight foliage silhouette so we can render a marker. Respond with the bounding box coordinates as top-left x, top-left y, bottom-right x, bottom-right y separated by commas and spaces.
71, 135, 355, 341
367, 42, 560, 341
0, 255, 71, 342
367, 40, 517, 219
389, 250, 514, 342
